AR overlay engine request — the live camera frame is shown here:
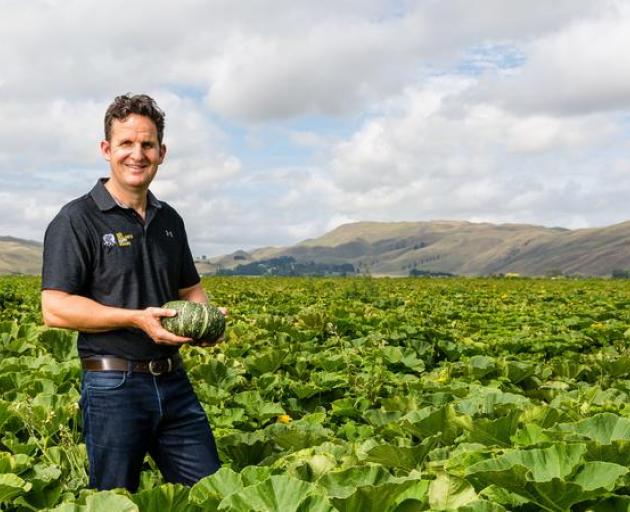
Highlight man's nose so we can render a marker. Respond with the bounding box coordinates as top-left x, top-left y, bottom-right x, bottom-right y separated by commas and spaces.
130, 143, 144, 160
